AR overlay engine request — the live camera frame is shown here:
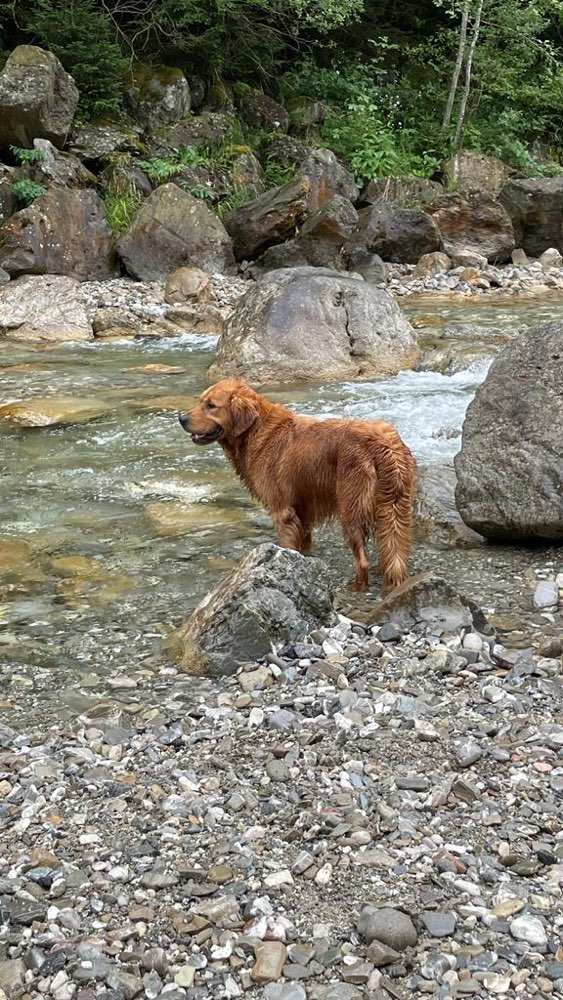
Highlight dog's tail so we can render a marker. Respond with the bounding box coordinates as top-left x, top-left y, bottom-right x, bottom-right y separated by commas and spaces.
370, 428, 417, 590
